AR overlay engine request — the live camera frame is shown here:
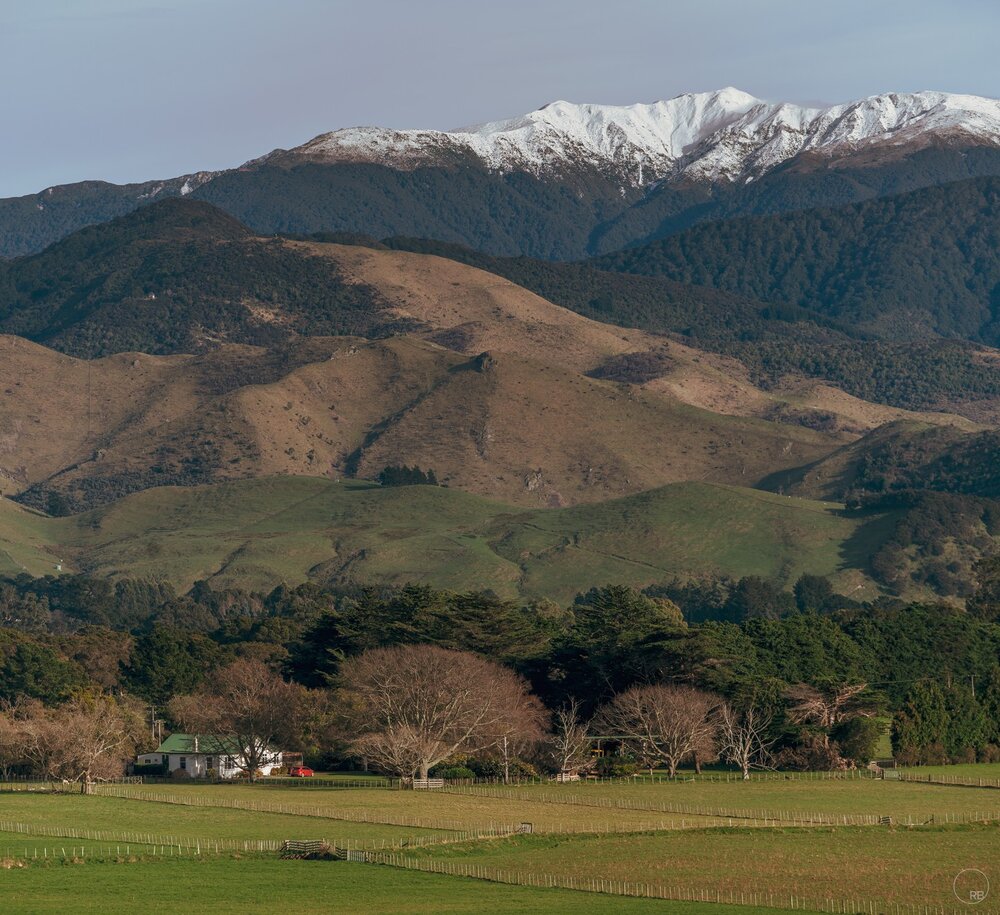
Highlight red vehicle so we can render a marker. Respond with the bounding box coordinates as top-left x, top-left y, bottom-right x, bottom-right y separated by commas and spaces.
288, 766, 314, 777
